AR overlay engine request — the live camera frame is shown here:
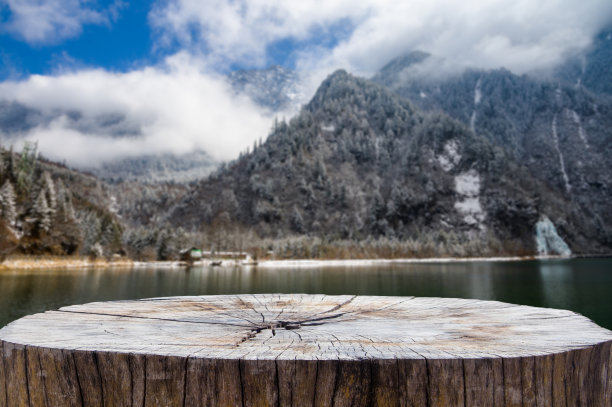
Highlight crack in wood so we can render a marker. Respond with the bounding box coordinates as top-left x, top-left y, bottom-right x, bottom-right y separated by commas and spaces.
274, 359, 280, 407
182, 357, 188, 407
238, 360, 246, 407
92, 352, 105, 407
191, 304, 260, 326
57, 309, 253, 328
317, 295, 357, 316
23, 345, 31, 407
0, 342, 7, 407
142, 354, 146, 407
37, 348, 50, 407
461, 359, 467, 407
70, 352, 85, 407
3, 295, 612, 406
235, 296, 266, 323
